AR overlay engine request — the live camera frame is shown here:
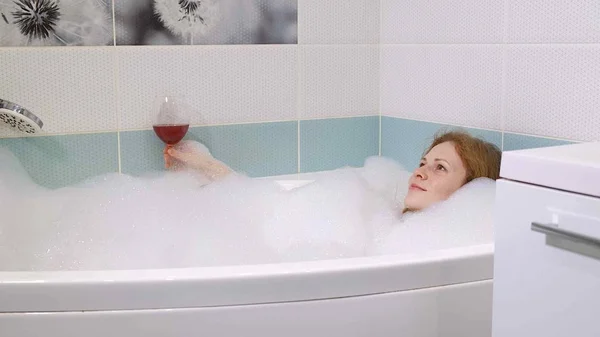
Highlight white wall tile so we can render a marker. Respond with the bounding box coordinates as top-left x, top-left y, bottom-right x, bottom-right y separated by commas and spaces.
505, 46, 600, 141
298, 0, 380, 44
506, 0, 600, 43
380, 0, 504, 44
380, 45, 503, 130
299, 45, 379, 119
116, 45, 298, 129
0, 47, 117, 137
